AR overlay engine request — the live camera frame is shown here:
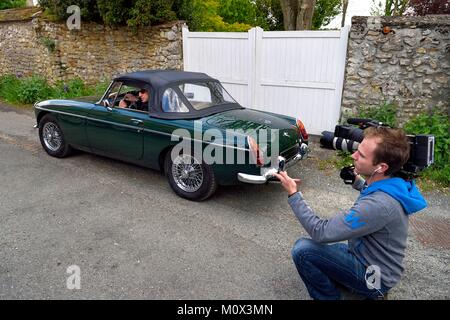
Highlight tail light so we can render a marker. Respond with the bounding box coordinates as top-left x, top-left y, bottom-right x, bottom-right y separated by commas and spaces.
247, 136, 265, 167
296, 119, 309, 141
